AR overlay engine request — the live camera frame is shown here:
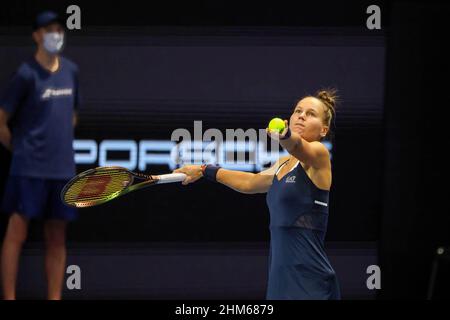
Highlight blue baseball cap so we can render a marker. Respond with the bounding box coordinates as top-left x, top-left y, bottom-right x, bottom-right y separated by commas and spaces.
33, 11, 64, 31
